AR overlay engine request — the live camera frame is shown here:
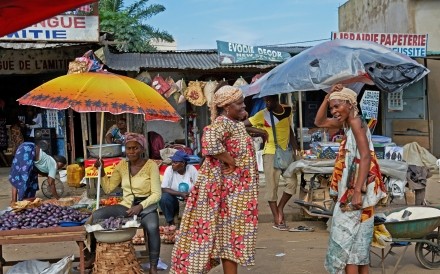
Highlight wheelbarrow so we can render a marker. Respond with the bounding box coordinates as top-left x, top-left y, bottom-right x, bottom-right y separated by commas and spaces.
374, 206, 440, 273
